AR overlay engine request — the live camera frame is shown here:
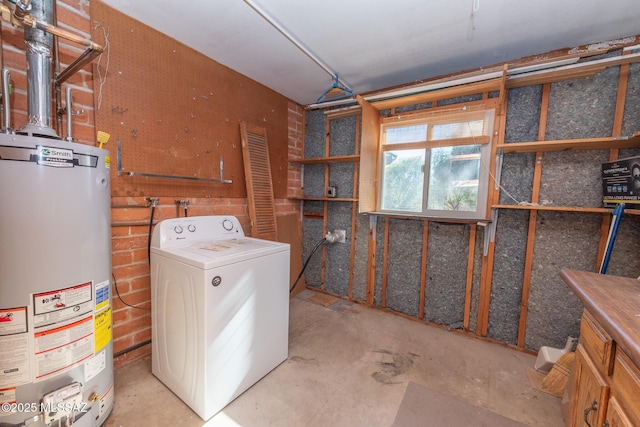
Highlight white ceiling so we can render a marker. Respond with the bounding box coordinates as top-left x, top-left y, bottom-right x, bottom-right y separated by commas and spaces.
100, 0, 640, 106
